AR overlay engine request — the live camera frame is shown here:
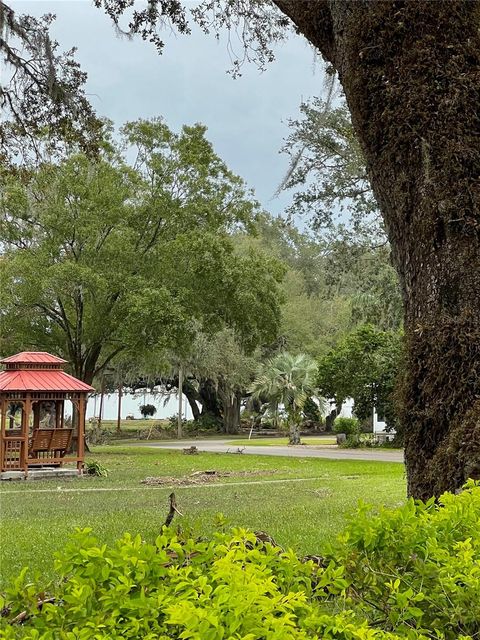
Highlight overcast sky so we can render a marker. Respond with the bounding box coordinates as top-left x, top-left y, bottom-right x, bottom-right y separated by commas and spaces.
14, 1, 326, 216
